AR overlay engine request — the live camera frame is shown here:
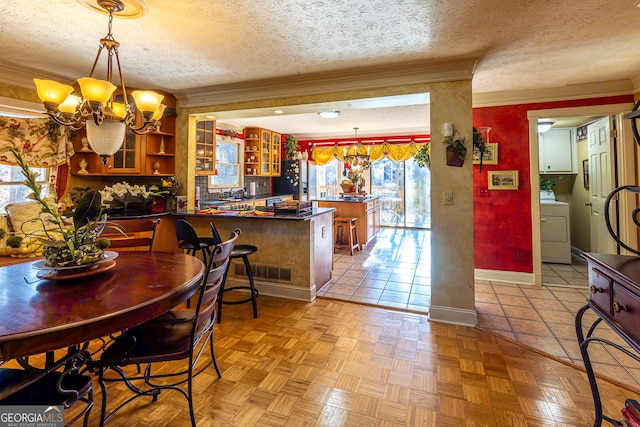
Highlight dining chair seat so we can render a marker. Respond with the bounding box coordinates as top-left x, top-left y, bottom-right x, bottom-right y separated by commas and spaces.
0, 349, 94, 427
